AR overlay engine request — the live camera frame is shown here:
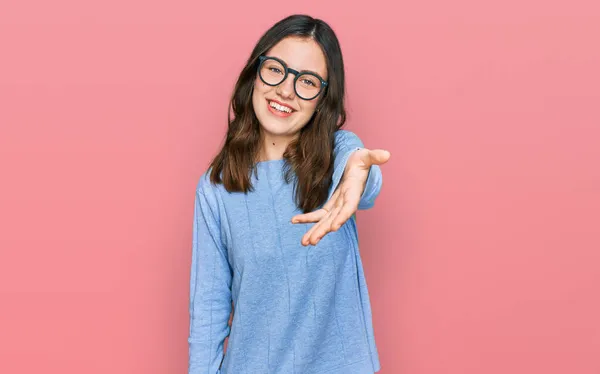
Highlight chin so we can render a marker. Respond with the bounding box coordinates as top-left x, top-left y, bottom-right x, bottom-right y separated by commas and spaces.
259, 119, 296, 137
255, 110, 297, 137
